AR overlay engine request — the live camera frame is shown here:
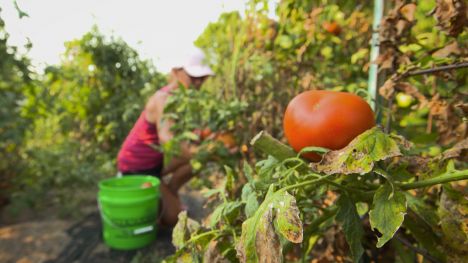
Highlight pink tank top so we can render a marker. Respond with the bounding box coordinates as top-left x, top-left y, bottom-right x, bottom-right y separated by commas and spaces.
117, 86, 172, 172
